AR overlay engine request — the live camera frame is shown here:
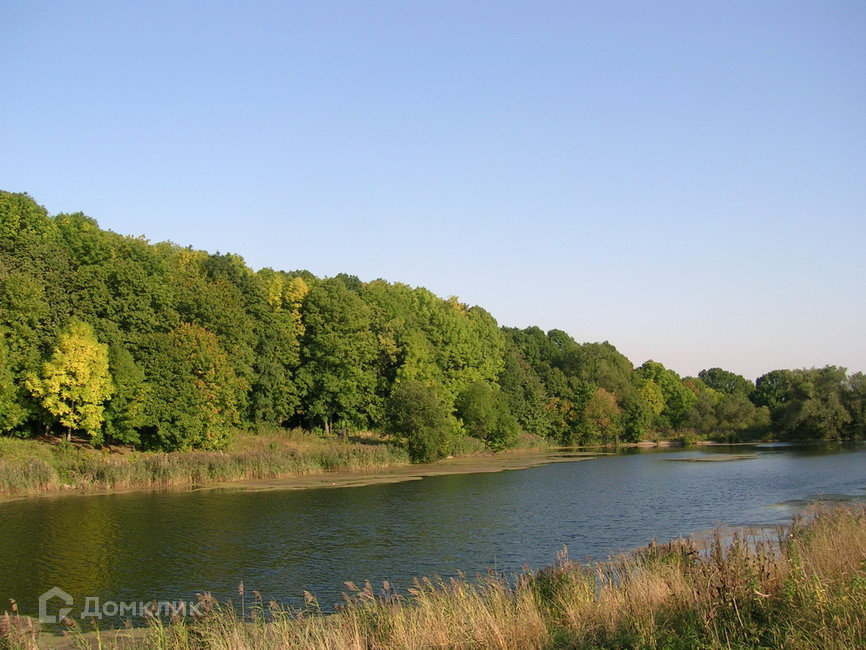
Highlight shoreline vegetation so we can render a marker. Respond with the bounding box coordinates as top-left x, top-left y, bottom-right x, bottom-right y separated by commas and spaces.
0, 426, 845, 502
0, 427, 566, 500
3, 505, 863, 649
2, 191, 864, 478
0, 426, 773, 501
